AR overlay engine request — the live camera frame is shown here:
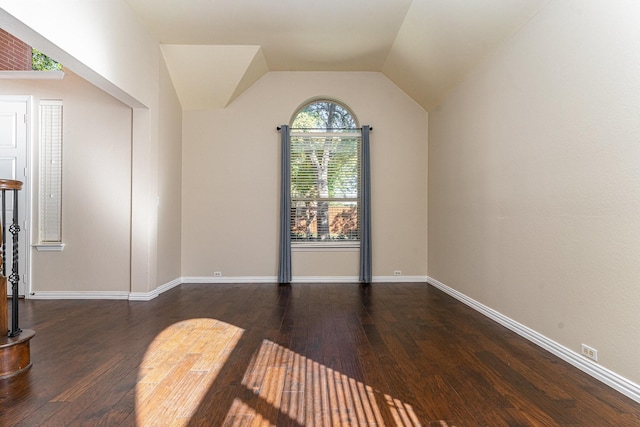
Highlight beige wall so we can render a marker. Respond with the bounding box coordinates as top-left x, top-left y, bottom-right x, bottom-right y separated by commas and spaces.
429, 1, 640, 383
182, 72, 427, 279
156, 58, 183, 286
1, 1, 176, 294
0, 71, 132, 293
